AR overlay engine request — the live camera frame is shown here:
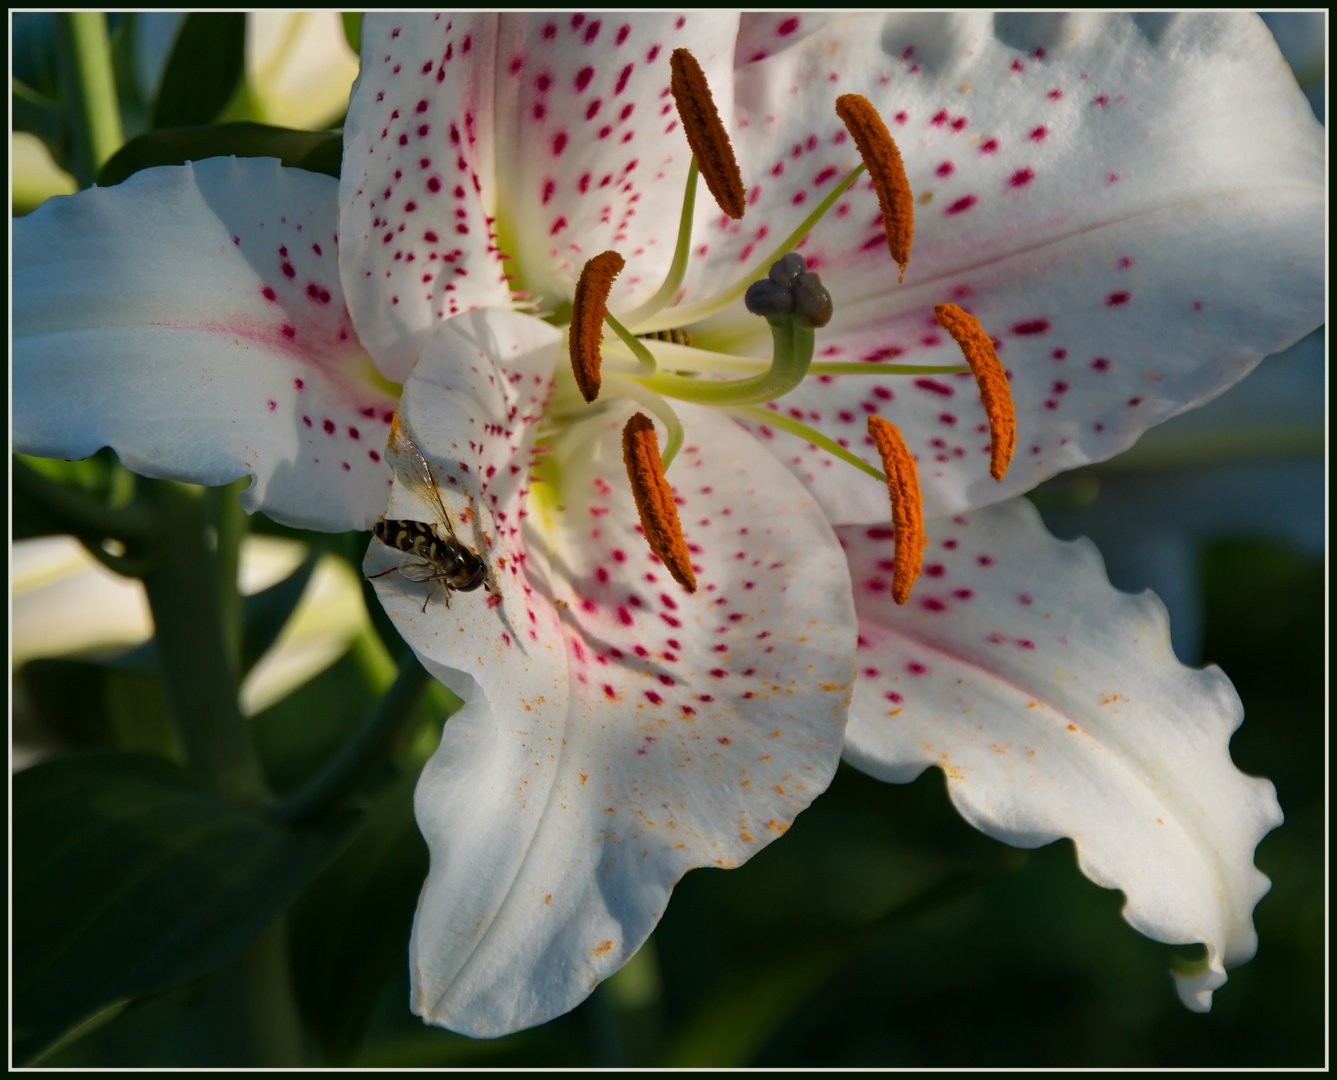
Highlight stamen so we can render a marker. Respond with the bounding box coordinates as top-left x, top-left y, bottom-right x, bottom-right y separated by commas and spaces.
621, 412, 697, 592
670, 48, 745, 220
933, 304, 1016, 480
569, 251, 625, 403
866, 417, 926, 605
835, 94, 913, 283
